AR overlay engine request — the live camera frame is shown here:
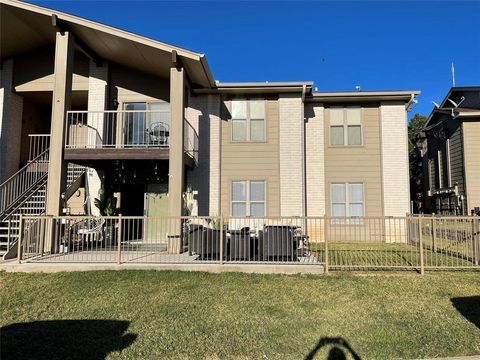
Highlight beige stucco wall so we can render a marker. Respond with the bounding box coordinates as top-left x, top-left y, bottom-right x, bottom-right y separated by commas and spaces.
380, 102, 410, 217
279, 94, 304, 216
186, 94, 221, 216
463, 120, 480, 212
220, 98, 281, 217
